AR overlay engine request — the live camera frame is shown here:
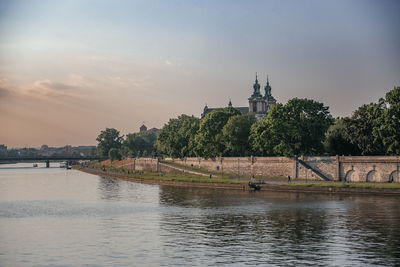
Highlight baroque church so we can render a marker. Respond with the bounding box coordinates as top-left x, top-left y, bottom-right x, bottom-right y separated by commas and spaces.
201, 74, 276, 120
